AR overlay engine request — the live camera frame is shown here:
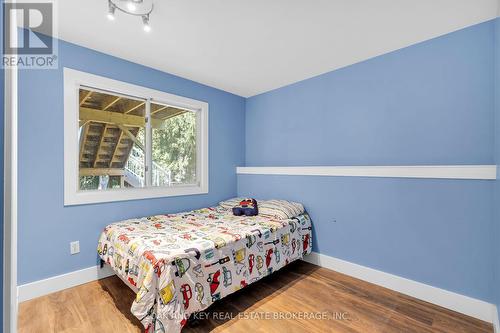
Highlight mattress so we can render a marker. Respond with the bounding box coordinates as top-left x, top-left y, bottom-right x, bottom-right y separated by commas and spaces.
97, 206, 313, 333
